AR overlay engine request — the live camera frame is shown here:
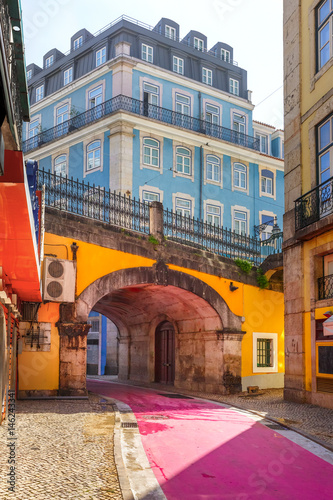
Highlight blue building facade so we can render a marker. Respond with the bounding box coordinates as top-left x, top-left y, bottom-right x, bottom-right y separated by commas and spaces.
23, 16, 284, 374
